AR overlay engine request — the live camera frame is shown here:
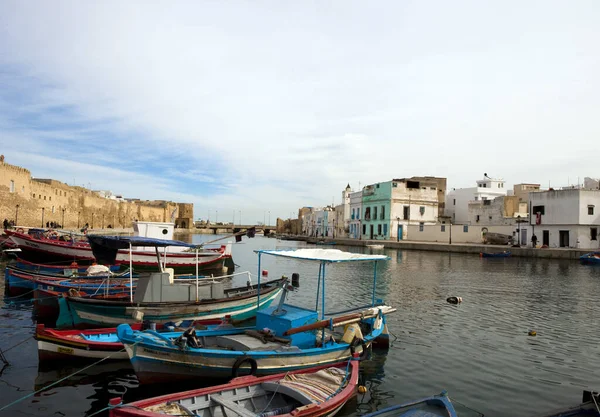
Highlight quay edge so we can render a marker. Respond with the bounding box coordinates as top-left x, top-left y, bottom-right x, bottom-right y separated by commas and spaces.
288, 236, 589, 260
